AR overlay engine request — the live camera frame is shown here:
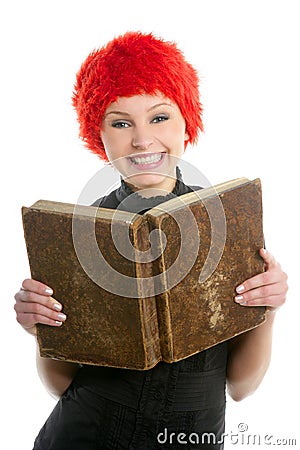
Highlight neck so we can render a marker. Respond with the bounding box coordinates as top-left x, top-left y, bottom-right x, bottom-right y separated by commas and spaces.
124, 178, 177, 198
122, 166, 180, 198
